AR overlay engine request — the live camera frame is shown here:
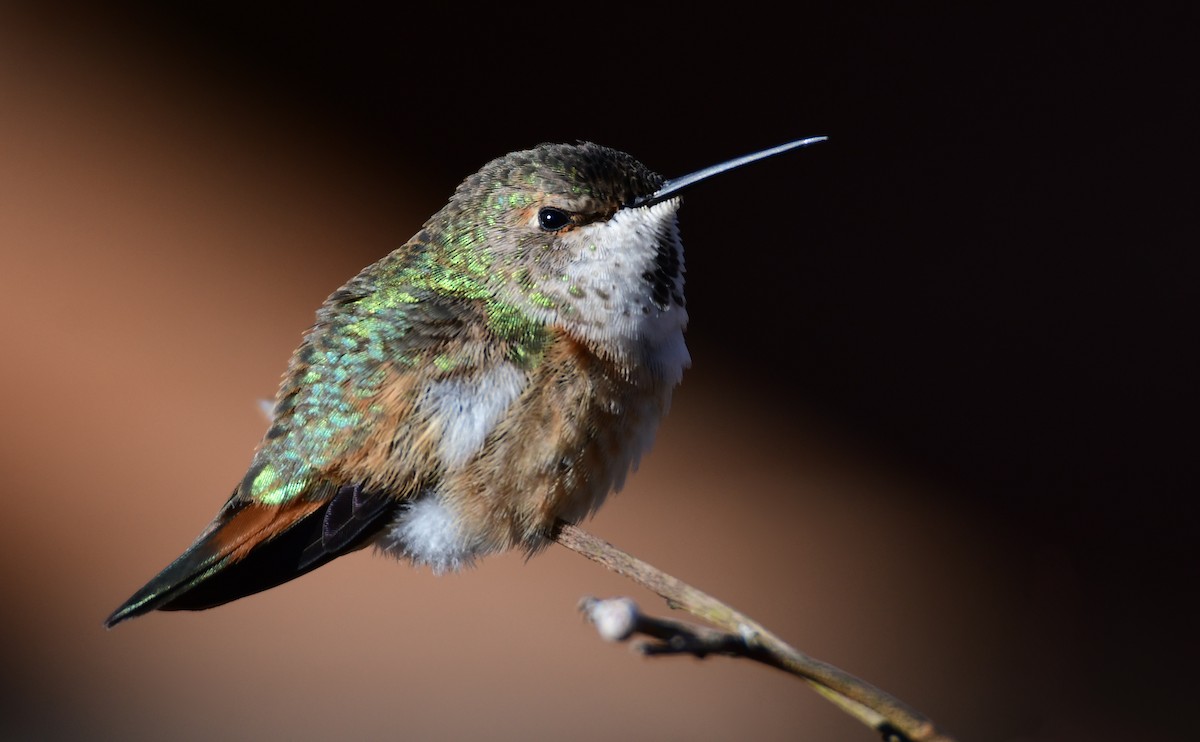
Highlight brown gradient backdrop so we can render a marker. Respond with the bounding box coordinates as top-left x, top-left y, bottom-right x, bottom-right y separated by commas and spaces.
1, 6, 1192, 742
